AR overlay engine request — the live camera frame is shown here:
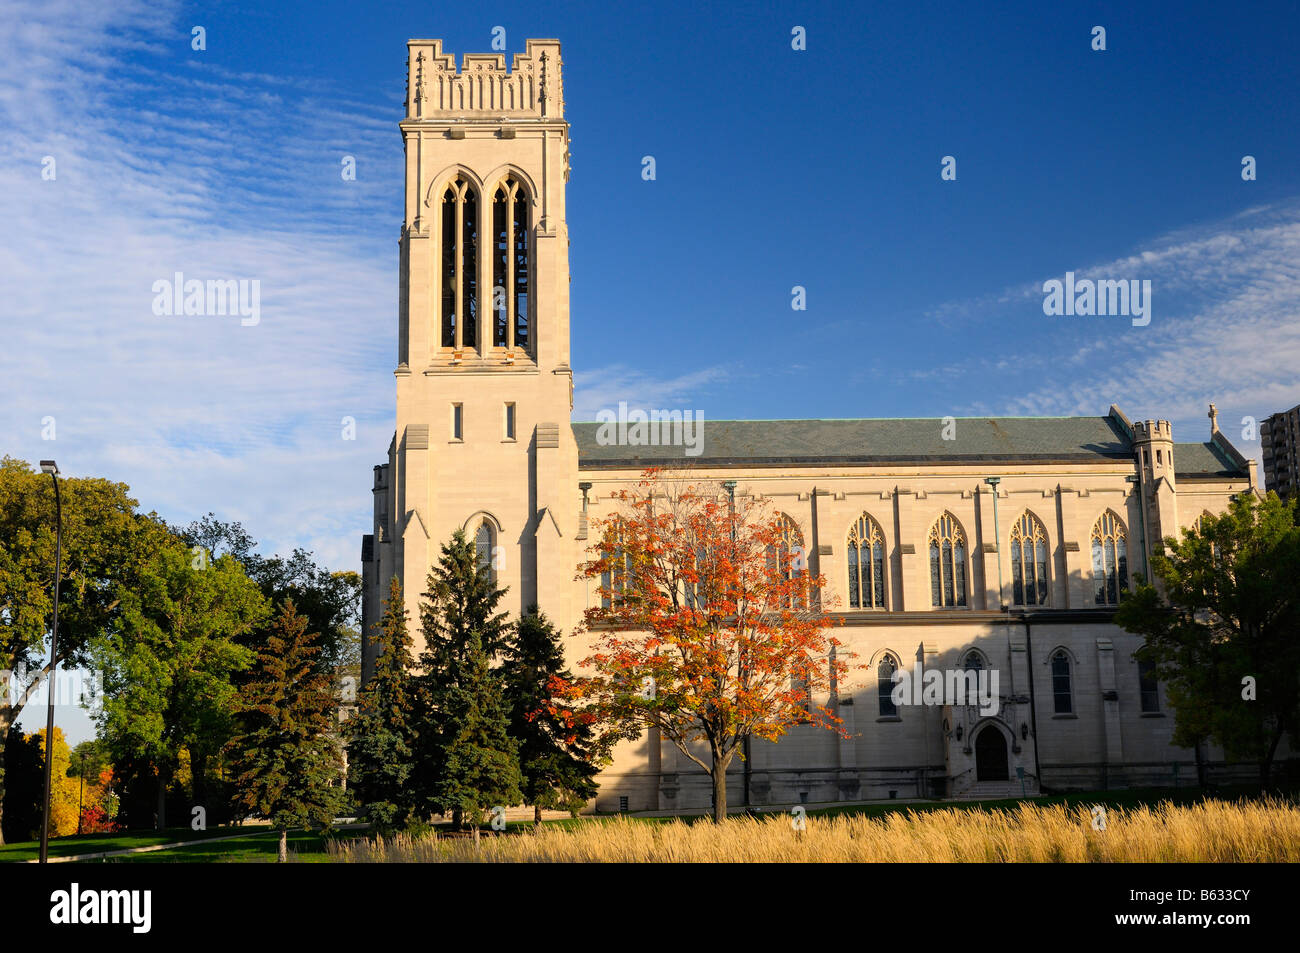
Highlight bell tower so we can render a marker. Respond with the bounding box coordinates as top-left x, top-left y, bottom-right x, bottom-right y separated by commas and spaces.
363, 38, 579, 666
